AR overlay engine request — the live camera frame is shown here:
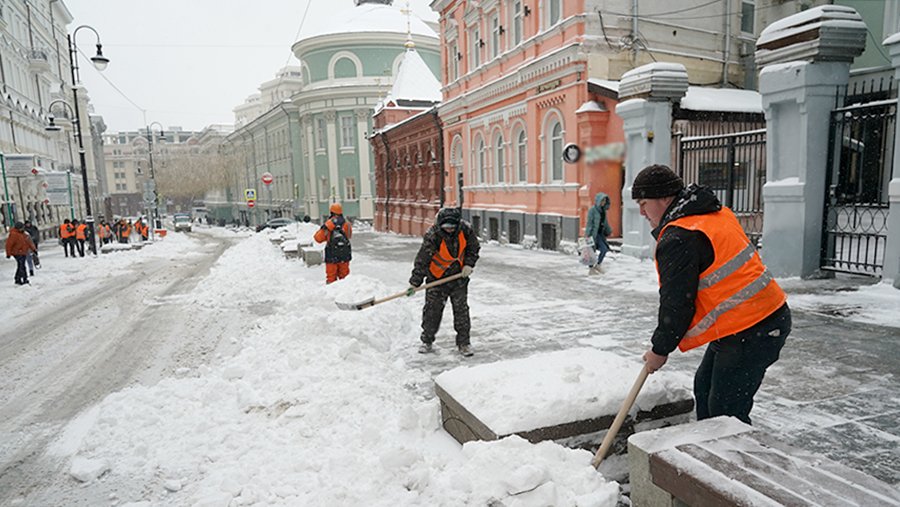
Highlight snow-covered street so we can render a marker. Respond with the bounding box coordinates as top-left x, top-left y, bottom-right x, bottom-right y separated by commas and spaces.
1, 224, 898, 506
